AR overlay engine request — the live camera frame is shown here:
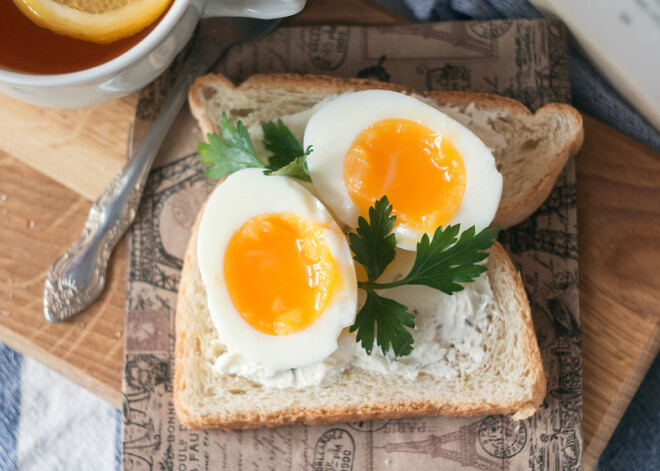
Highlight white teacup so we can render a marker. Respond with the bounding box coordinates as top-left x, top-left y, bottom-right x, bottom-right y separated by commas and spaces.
0, 0, 304, 108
